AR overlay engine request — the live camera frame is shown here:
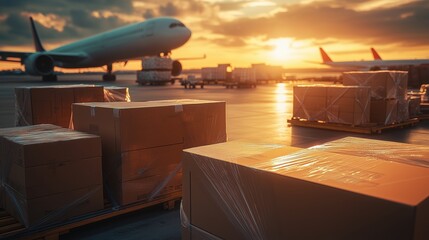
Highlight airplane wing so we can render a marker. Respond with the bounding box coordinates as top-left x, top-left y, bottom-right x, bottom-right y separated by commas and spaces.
0, 51, 32, 62
0, 51, 88, 64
